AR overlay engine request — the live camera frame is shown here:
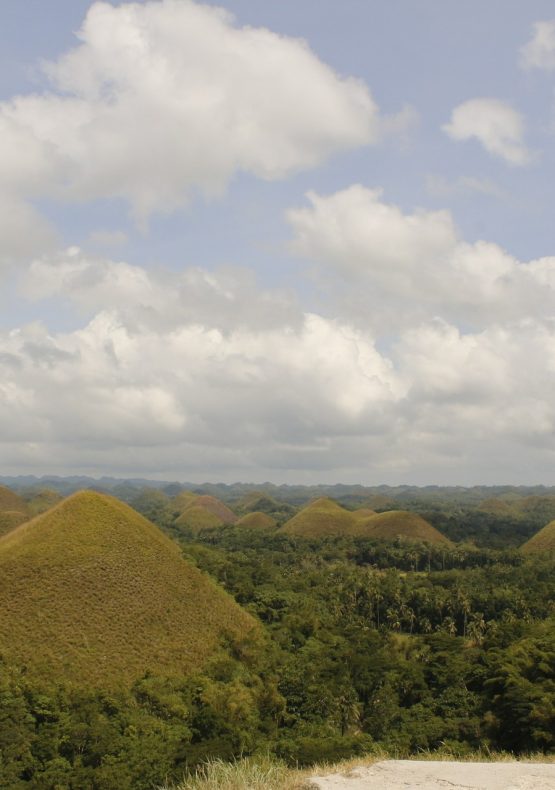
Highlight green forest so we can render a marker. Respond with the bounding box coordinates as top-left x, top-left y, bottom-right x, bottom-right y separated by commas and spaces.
0, 482, 553, 789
